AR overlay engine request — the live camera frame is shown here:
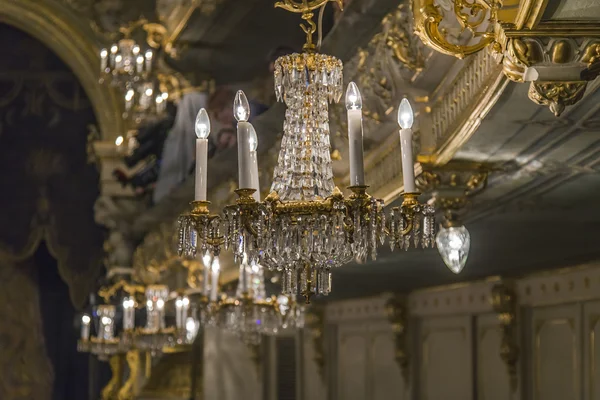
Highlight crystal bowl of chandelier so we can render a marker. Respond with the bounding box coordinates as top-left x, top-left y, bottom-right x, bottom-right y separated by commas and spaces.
218, 256, 305, 345
178, 52, 435, 302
